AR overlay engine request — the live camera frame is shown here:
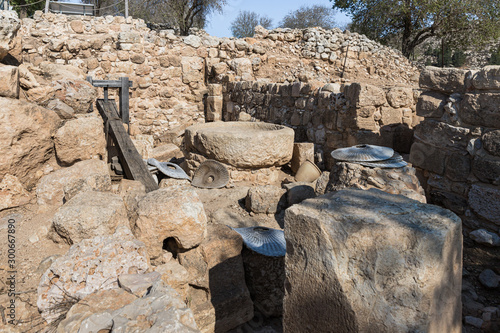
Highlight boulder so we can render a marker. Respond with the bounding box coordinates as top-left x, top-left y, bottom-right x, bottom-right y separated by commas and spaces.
37, 227, 150, 323
0, 65, 19, 98
283, 182, 317, 206
0, 174, 30, 211
469, 65, 500, 90
54, 116, 106, 166
468, 184, 500, 225
154, 259, 191, 300
36, 159, 111, 208
386, 86, 414, 108
181, 56, 204, 84
0, 10, 21, 61
284, 188, 462, 333
345, 83, 386, 107
245, 185, 287, 214
52, 79, 97, 114
151, 143, 182, 161
131, 134, 153, 159
132, 185, 207, 258
460, 93, 500, 128
419, 66, 466, 93
469, 229, 500, 247
37, 62, 85, 81
410, 142, 446, 175
118, 271, 161, 297
416, 91, 447, 118
178, 223, 253, 332
18, 64, 39, 90
472, 153, 500, 184
51, 191, 129, 245
0, 97, 61, 186
46, 99, 75, 119
483, 130, 500, 157
229, 58, 253, 78
117, 179, 146, 220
